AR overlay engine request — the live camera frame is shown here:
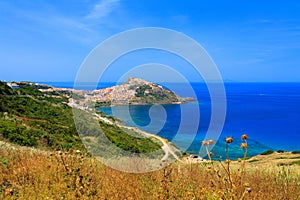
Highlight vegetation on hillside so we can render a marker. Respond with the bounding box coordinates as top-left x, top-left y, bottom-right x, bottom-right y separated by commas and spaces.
99, 120, 161, 153
133, 84, 181, 104
0, 81, 163, 154
0, 81, 83, 150
72, 109, 163, 156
